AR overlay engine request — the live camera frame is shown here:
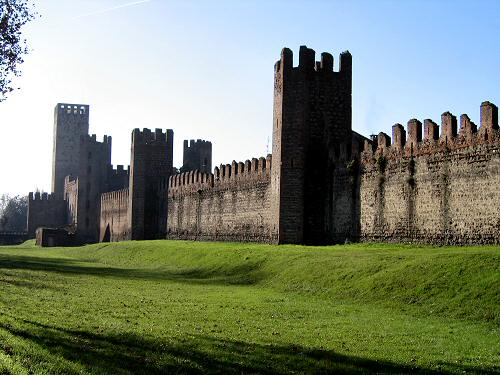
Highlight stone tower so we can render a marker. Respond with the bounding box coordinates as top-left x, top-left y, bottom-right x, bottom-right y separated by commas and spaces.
70, 134, 112, 243
182, 139, 212, 173
129, 128, 174, 240
51, 103, 90, 199
271, 46, 353, 244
